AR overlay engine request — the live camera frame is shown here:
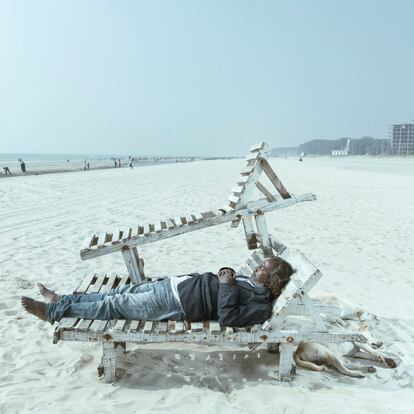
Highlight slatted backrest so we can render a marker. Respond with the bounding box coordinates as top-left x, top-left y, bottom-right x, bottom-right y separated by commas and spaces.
237, 250, 265, 276
263, 249, 322, 328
